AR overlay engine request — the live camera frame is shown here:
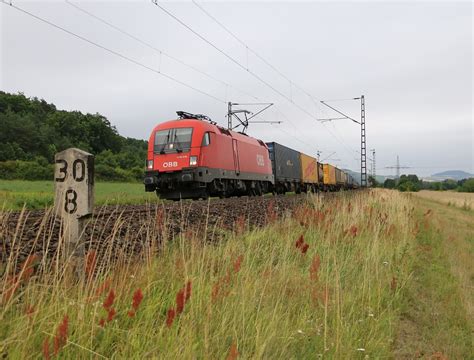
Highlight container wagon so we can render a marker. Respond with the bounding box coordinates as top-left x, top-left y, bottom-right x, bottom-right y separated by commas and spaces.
323, 163, 337, 191
266, 142, 302, 194
299, 152, 319, 192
